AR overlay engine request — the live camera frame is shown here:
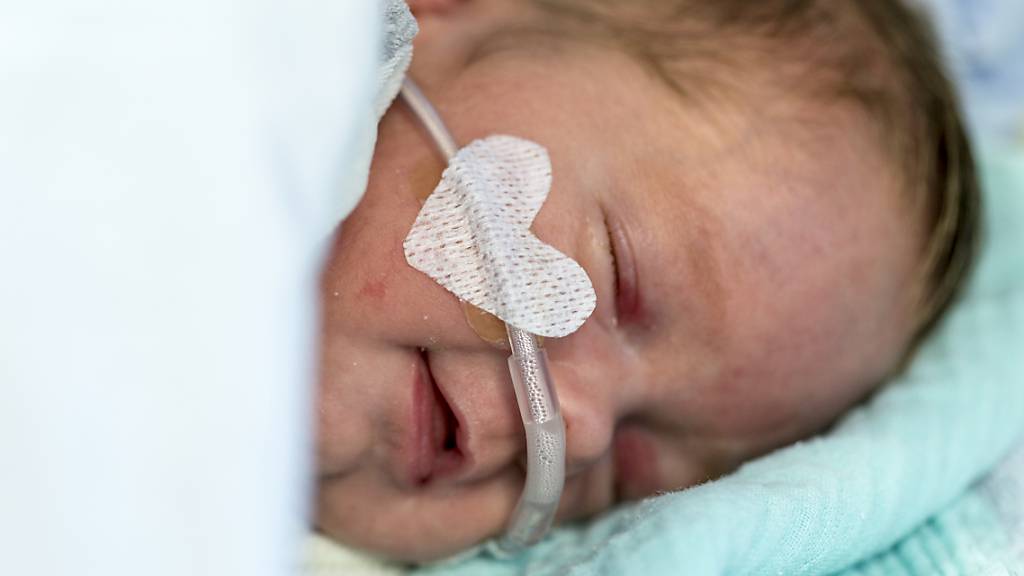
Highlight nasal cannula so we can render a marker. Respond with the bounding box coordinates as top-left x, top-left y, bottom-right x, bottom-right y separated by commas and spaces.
400, 78, 566, 553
